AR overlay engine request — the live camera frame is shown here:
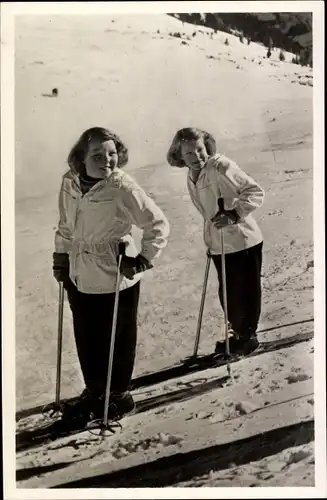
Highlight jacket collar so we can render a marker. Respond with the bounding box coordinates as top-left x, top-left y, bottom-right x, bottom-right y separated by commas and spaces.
71, 167, 122, 193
